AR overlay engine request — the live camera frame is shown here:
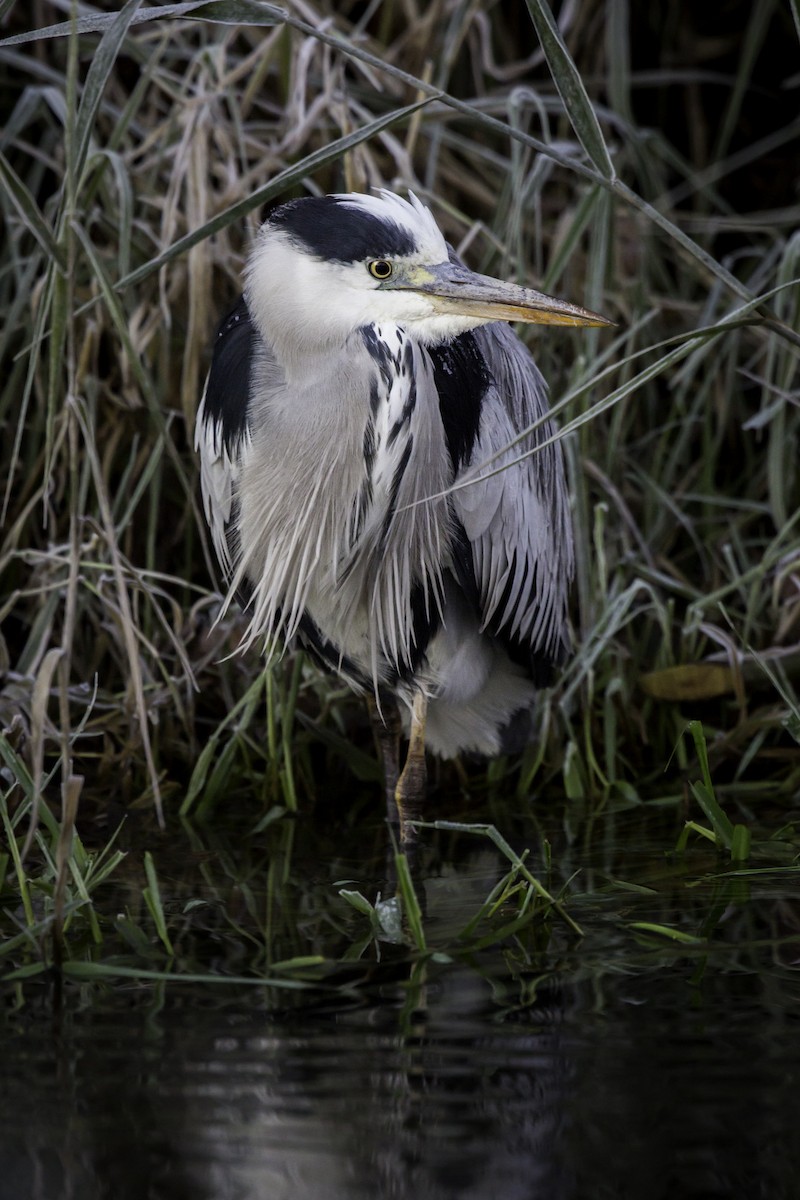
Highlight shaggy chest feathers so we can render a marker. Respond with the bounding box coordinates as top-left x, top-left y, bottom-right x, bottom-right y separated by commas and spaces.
234, 325, 456, 686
